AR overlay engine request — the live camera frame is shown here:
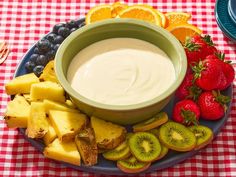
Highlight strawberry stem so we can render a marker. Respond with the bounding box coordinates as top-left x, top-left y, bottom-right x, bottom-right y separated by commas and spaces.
180, 108, 199, 126
202, 35, 215, 46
